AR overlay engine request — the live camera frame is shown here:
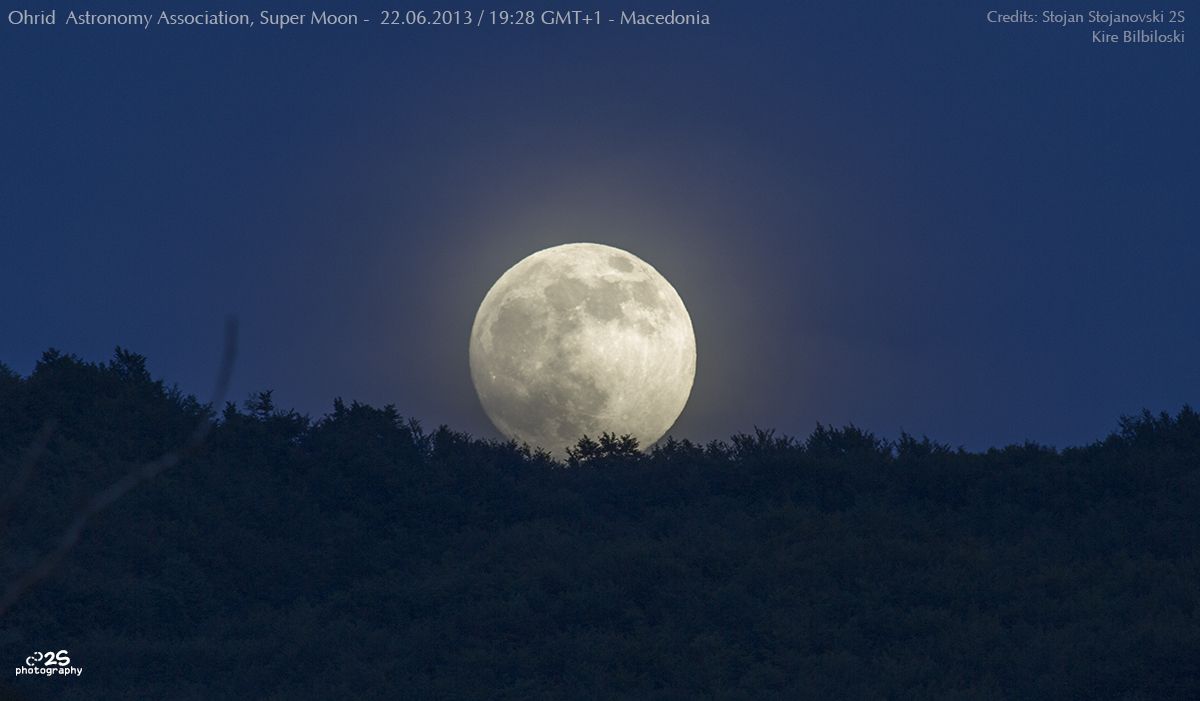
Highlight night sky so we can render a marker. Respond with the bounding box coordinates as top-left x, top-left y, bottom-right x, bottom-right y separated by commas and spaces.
2, 2, 1197, 449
